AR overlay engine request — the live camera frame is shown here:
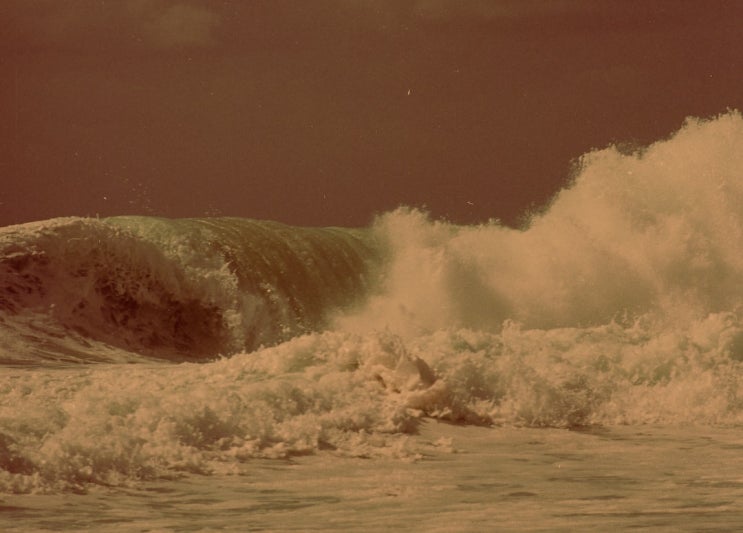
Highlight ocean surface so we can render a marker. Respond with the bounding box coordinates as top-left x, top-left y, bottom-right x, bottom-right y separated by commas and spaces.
2, 111, 743, 531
